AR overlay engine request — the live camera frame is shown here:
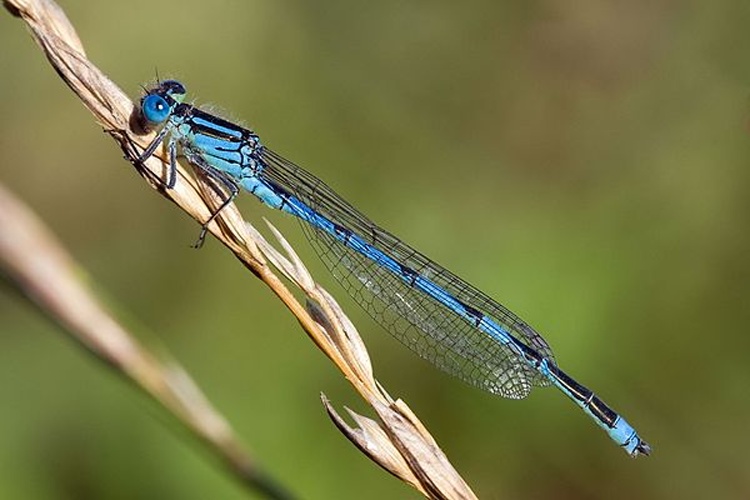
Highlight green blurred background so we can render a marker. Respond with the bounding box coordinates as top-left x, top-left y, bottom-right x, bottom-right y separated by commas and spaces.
1, 0, 749, 498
